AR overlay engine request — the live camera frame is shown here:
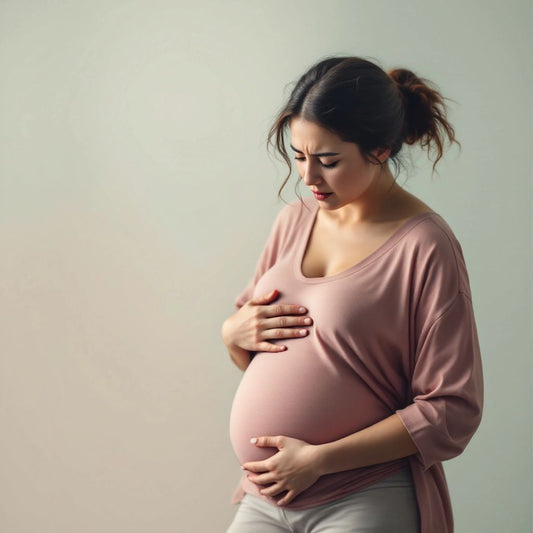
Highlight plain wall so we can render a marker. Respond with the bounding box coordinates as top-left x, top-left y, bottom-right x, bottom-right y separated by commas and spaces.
0, 1, 531, 531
